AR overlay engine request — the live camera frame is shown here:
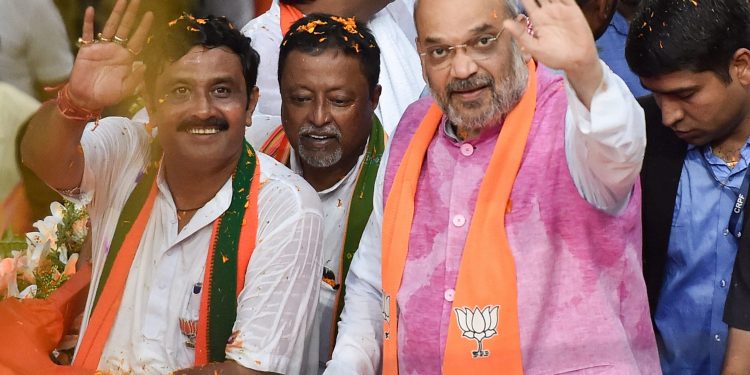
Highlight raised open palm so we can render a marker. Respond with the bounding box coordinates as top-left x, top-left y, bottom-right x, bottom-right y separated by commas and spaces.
67, 0, 153, 111
503, 0, 598, 72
